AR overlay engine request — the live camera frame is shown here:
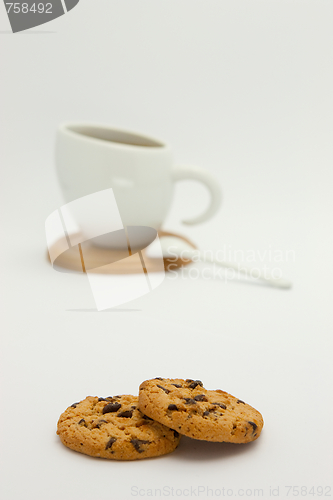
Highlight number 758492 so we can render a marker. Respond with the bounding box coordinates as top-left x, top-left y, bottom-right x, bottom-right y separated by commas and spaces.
6, 3, 52, 14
